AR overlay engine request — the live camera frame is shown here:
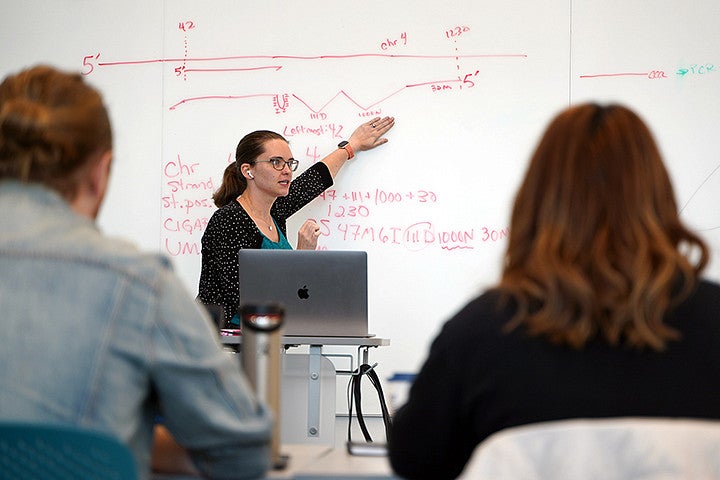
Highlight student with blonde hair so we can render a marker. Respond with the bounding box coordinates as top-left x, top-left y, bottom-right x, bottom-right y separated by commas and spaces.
0, 65, 272, 480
